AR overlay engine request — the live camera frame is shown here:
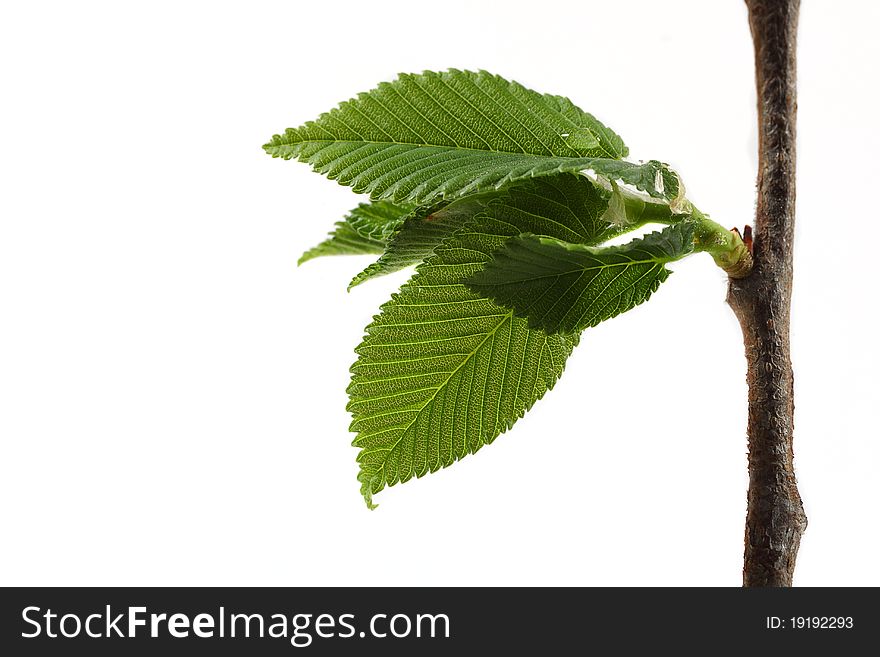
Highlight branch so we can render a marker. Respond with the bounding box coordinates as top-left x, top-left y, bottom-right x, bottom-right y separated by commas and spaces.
728, 0, 807, 586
